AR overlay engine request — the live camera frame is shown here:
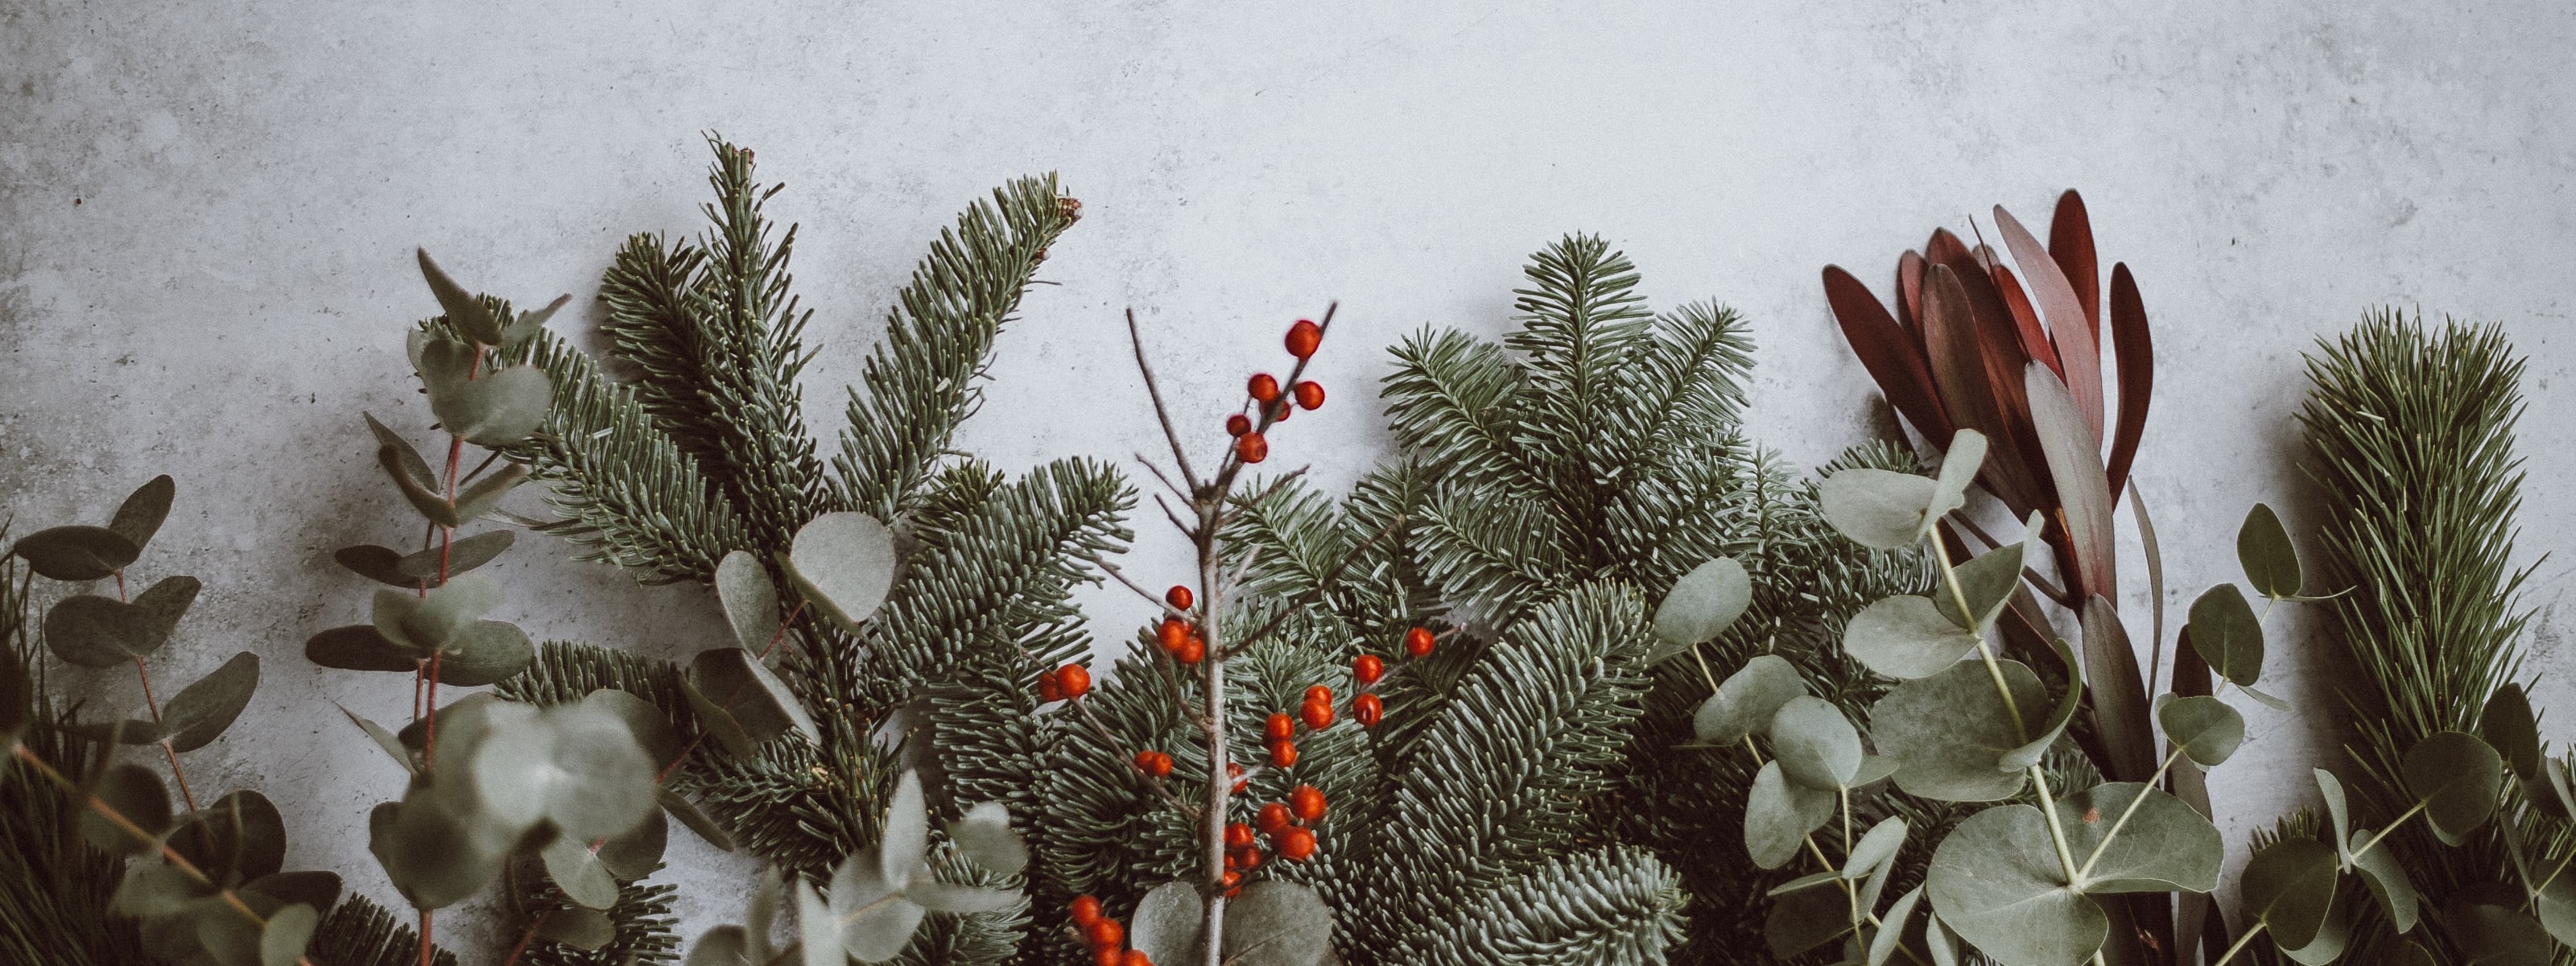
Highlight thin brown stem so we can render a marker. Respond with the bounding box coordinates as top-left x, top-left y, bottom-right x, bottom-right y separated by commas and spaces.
1090, 554, 1195, 623
1136, 455, 1195, 505
1127, 309, 1204, 493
